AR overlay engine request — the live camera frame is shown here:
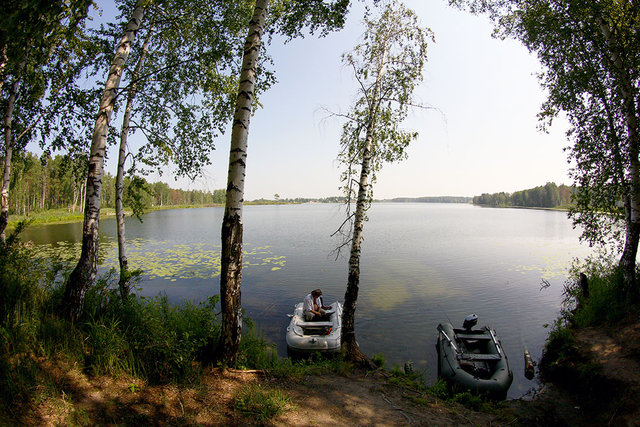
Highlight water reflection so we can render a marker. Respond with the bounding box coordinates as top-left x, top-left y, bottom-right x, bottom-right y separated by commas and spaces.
22, 203, 593, 399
